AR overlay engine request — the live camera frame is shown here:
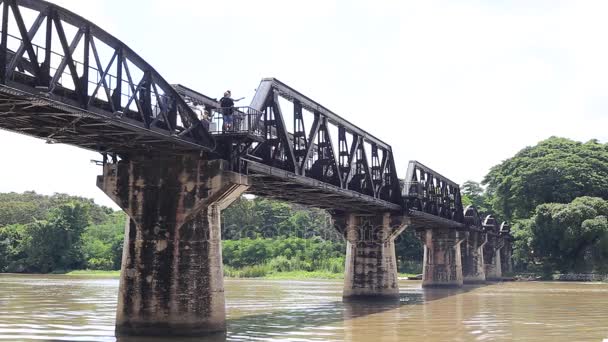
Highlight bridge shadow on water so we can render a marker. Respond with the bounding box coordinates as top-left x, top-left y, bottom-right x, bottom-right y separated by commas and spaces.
116, 283, 490, 342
